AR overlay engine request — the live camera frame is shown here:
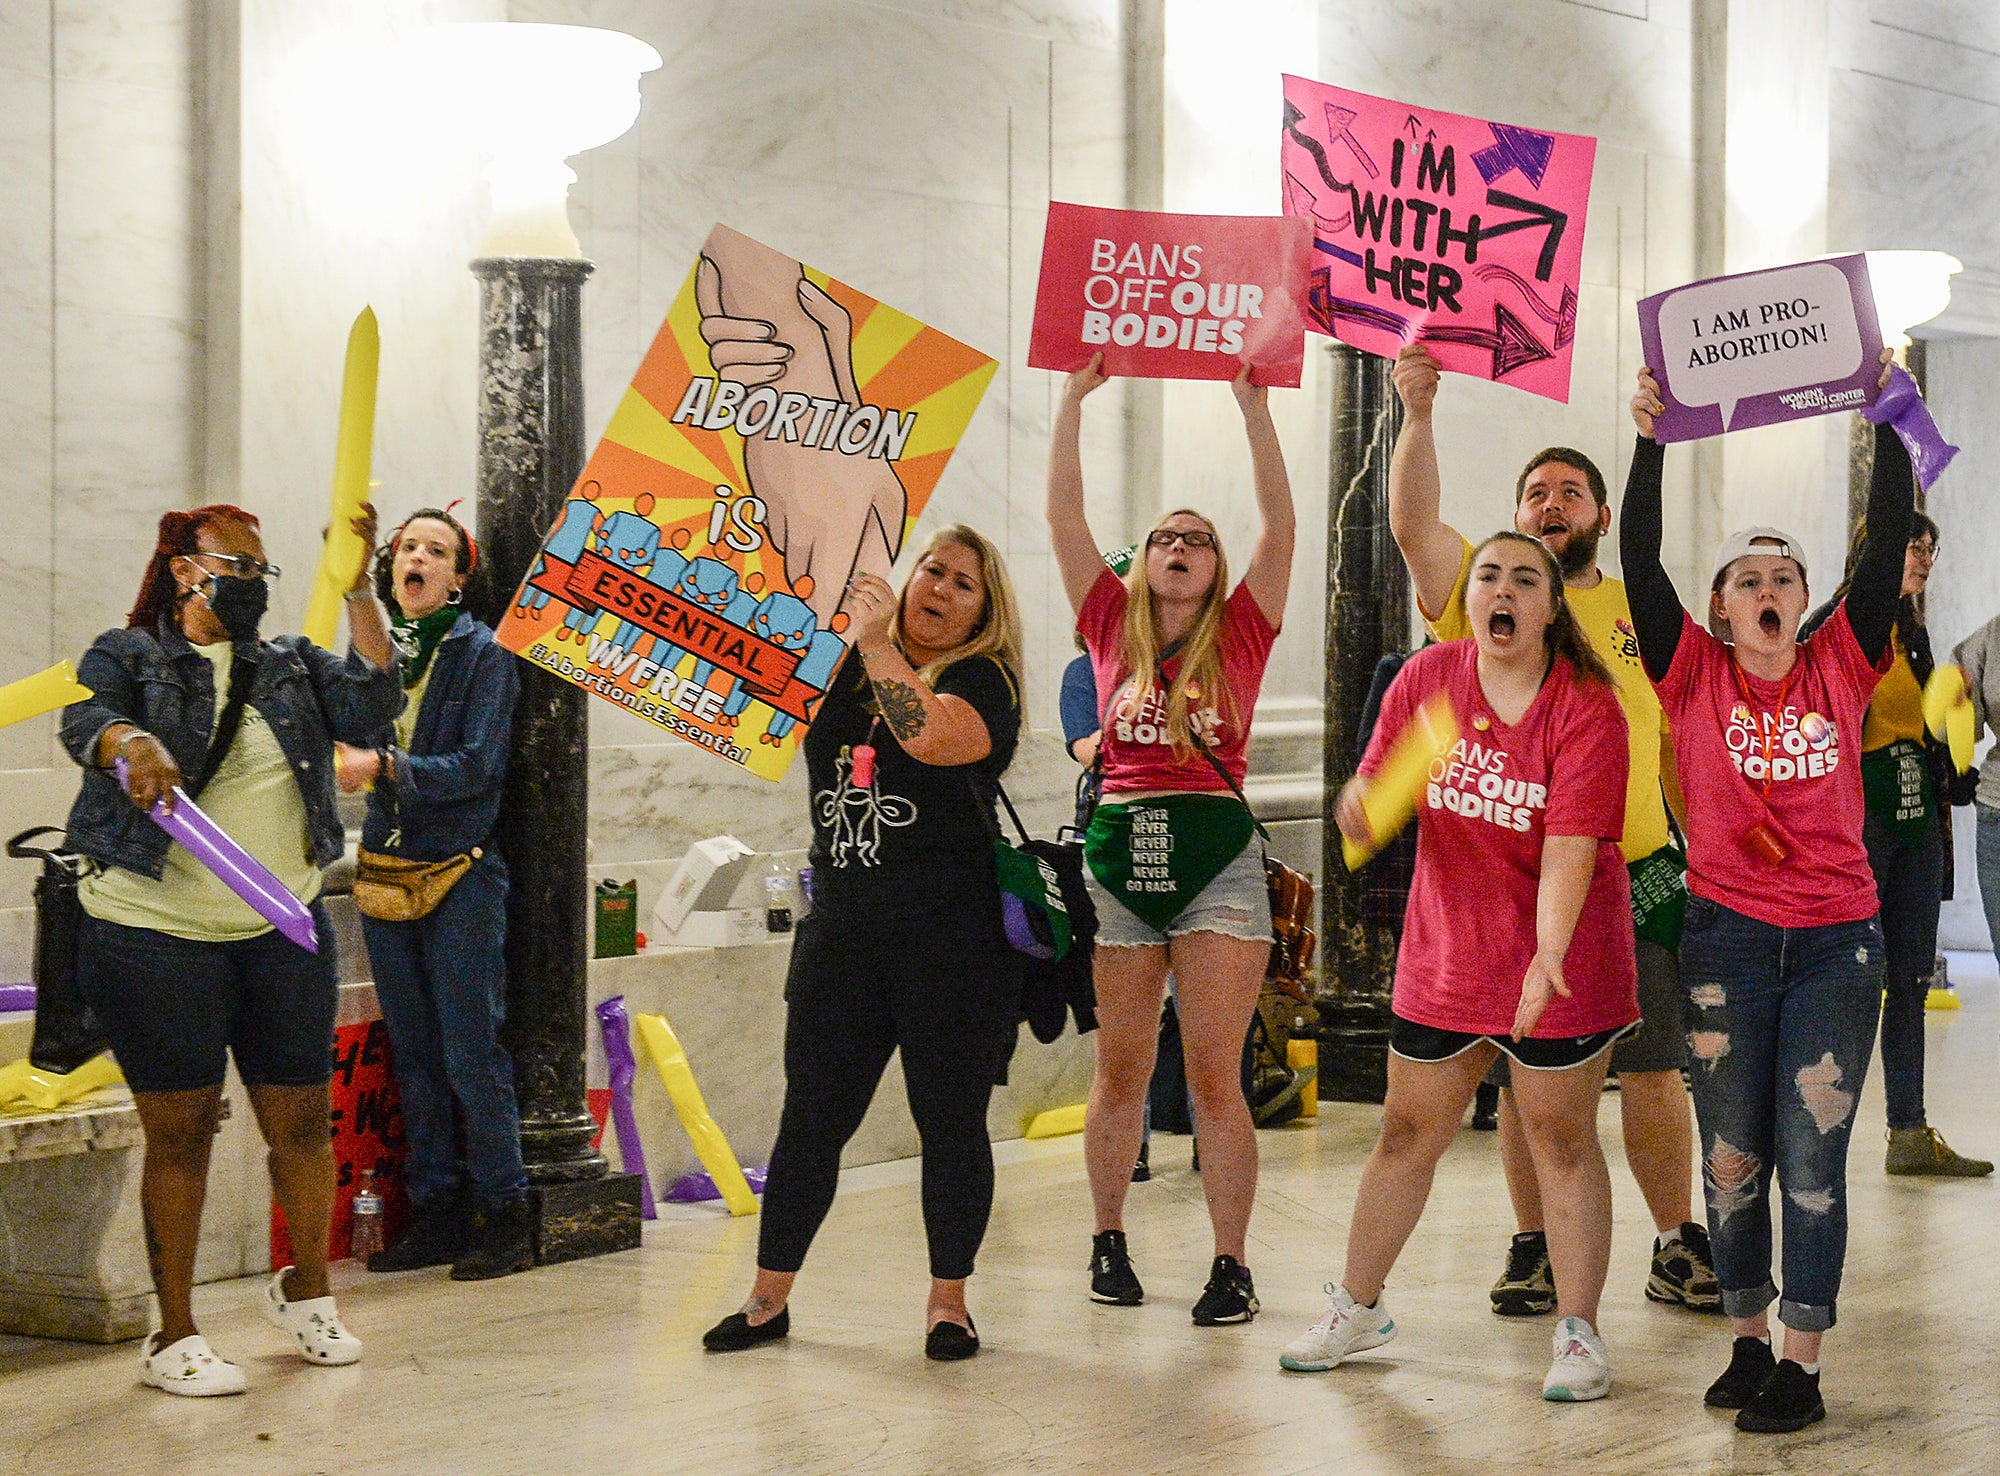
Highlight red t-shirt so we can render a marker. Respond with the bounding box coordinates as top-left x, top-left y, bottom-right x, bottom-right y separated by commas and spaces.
1078, 568, 1278, 793
1363, 641, 1638, 1038
1654, 604, 1888, 928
